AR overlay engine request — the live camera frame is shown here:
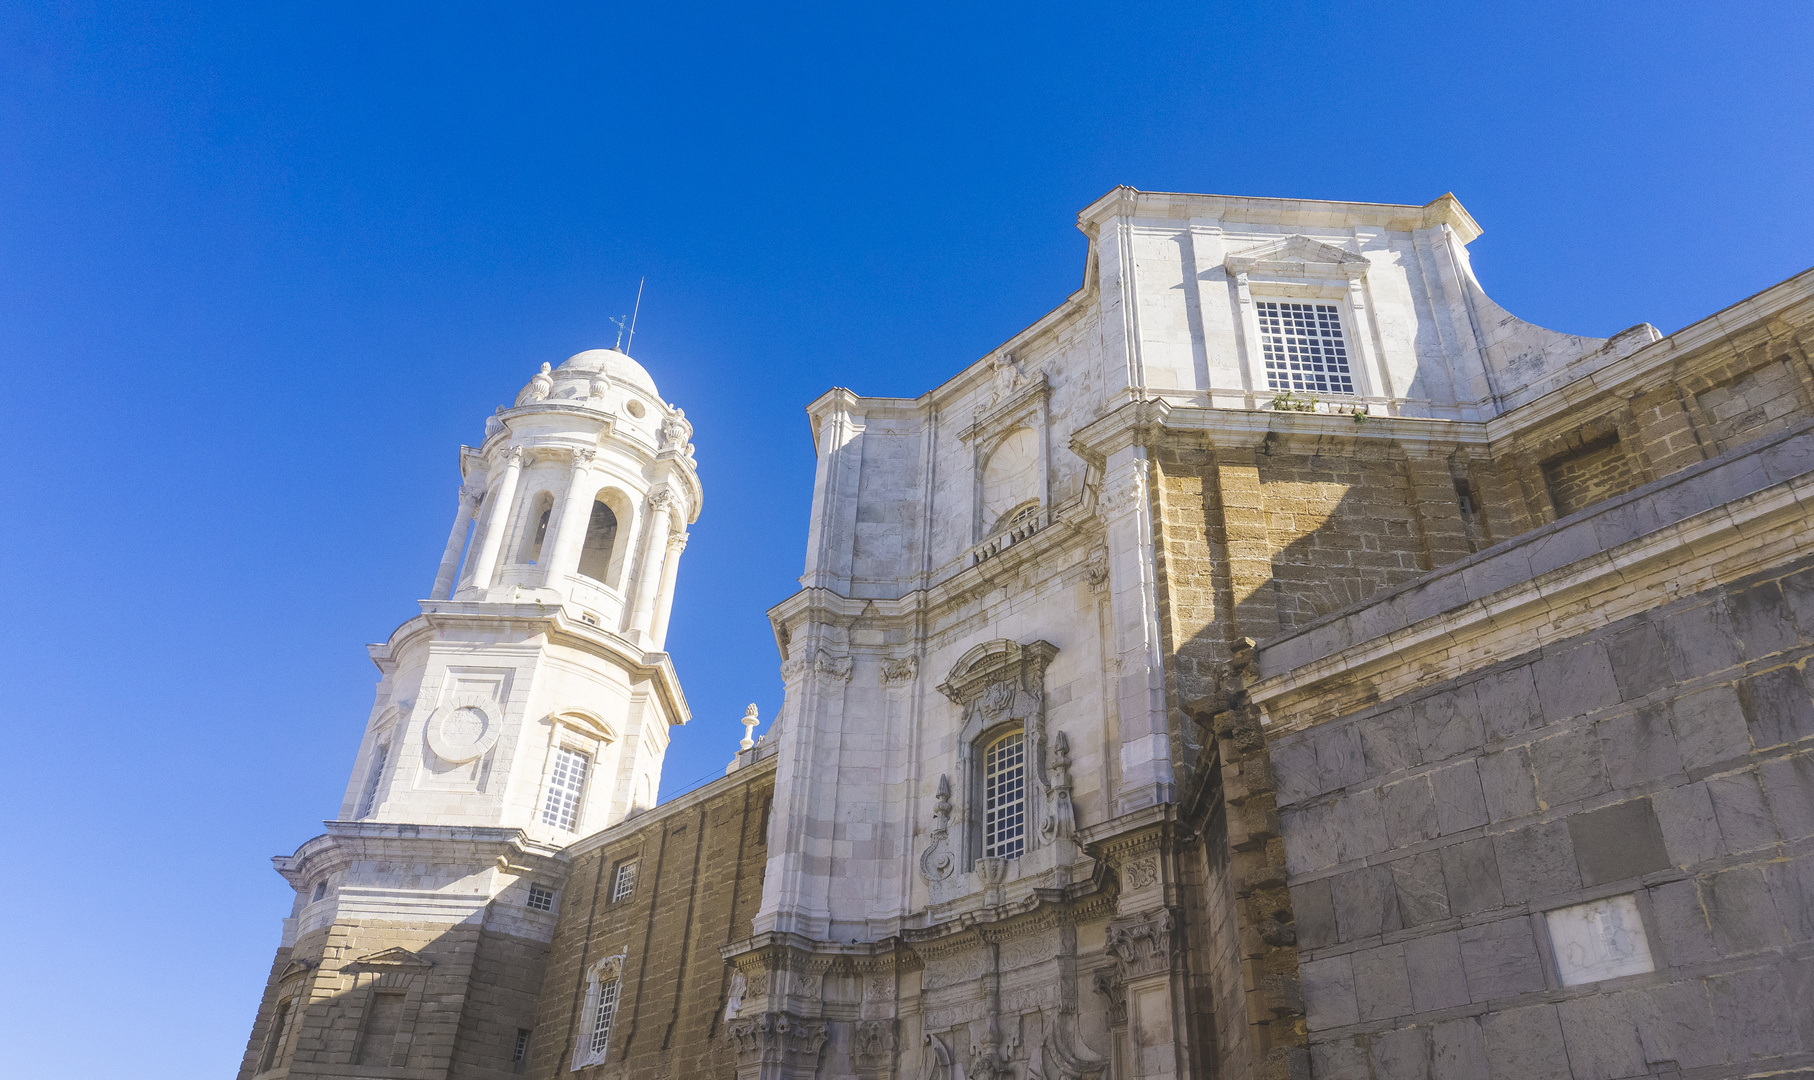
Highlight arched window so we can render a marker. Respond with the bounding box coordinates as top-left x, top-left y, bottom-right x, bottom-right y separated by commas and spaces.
572, 953, 627, 1070
982, 730, 1027, 859
576, 500, 619, 583
518, 492, 555, 565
